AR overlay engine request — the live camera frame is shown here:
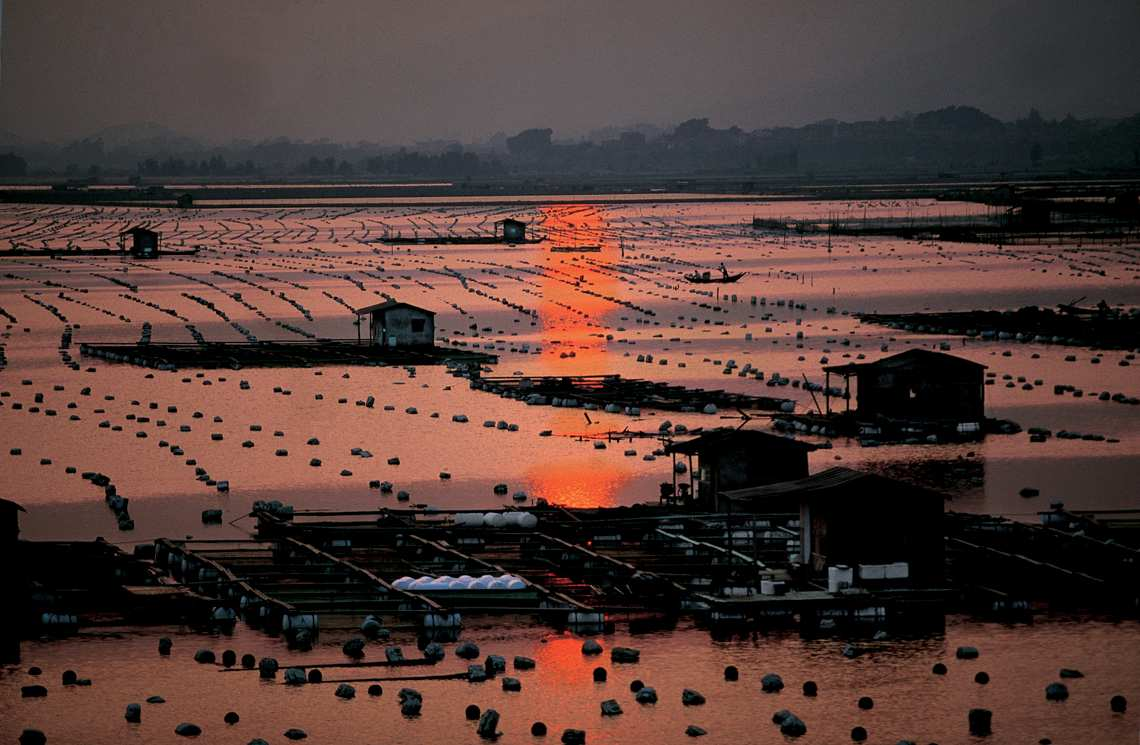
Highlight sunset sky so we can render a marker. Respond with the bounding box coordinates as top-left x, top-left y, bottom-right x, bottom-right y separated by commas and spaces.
2, 0, 1139, 143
